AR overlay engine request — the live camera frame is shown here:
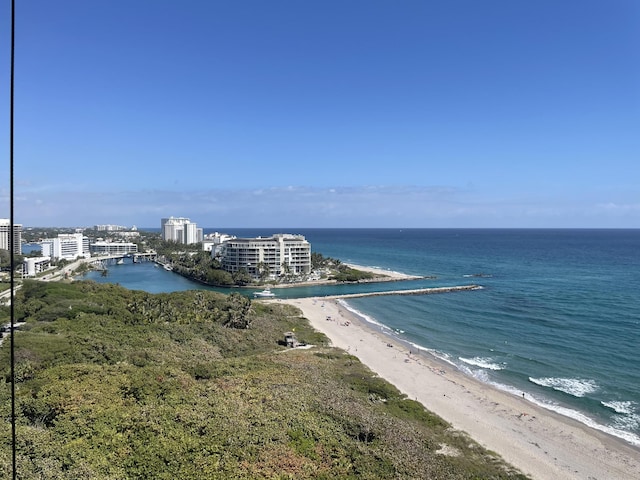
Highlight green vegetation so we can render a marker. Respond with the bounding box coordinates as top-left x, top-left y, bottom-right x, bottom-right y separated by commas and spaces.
312, 253, 378, 283
0, 249, 24, 272
0, 281, 528, 479
329, 265, 376, 282
311, 252, 341, 270
161, 250, 236, 286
